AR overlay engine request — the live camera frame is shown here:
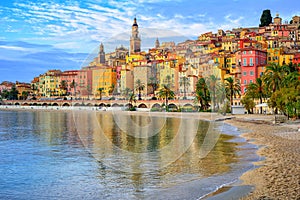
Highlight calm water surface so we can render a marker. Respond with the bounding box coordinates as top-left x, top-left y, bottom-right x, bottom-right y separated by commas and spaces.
0, 110, 257, 200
